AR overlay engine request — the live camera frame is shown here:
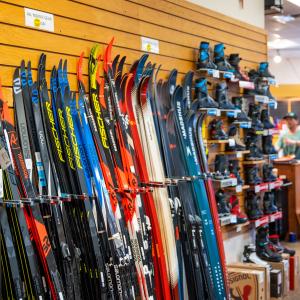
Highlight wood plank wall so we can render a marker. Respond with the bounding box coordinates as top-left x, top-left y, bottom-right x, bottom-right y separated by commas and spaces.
0, 0, 267, 114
